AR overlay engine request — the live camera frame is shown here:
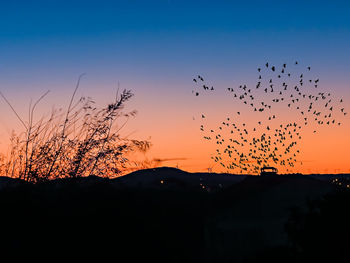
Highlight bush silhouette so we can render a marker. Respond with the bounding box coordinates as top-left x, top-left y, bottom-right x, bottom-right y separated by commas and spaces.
285, 189, 350, 262
0, 76, 150, 182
